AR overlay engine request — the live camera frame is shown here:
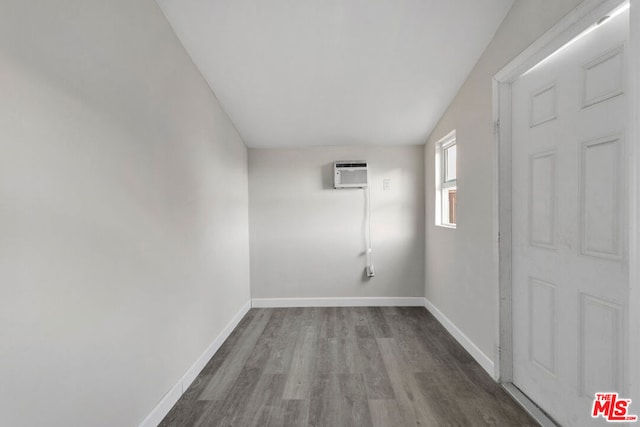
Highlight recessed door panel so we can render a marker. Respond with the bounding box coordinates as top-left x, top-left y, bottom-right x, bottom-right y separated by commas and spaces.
580, 135, 623, 259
